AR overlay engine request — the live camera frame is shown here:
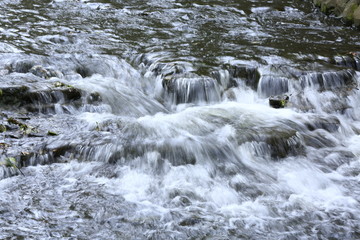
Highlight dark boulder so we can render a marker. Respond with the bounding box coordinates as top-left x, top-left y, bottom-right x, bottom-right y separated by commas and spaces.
224, 63, 261, 90
269, 95, 289, 109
